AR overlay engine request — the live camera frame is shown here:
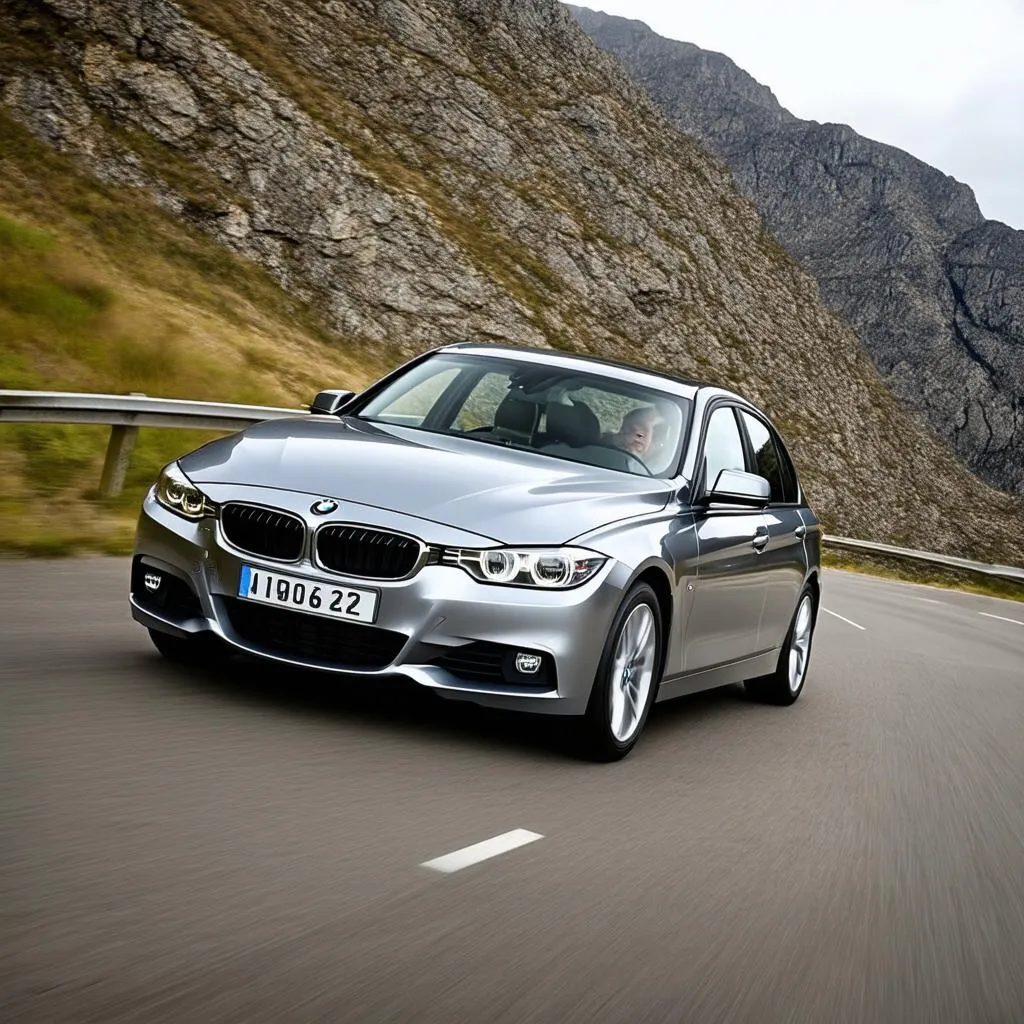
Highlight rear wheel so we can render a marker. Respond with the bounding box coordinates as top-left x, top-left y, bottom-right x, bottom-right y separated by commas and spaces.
577, 582, 662, 762
148, 627, 224, 667
744, 586, 816, 706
